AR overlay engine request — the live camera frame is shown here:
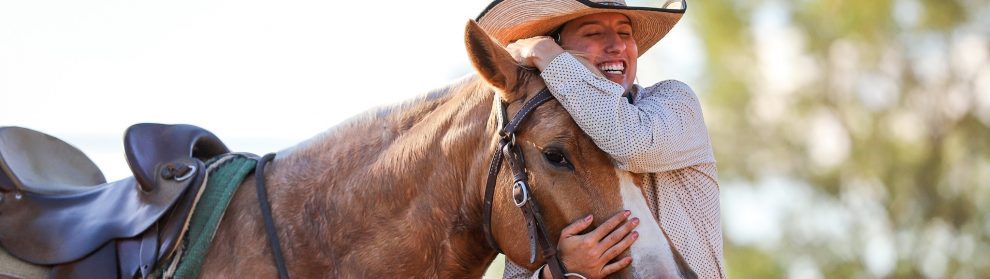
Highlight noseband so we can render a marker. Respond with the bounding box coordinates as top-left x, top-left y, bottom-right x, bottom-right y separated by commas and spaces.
482, 88, 571, 279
